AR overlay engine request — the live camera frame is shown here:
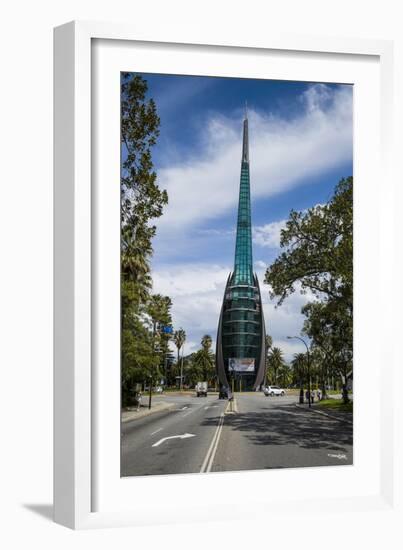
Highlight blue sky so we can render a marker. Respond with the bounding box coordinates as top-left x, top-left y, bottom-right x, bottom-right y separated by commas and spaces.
128, 73, 353, 360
